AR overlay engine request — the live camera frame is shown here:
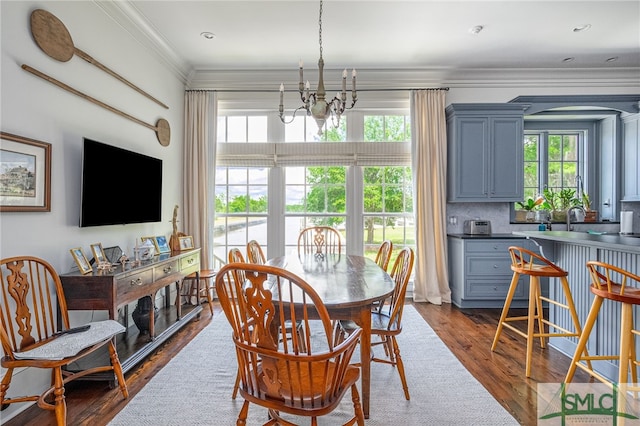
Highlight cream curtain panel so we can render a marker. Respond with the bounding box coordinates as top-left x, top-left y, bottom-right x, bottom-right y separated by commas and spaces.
411, 90, 451, 304
183, 91, 216, 269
